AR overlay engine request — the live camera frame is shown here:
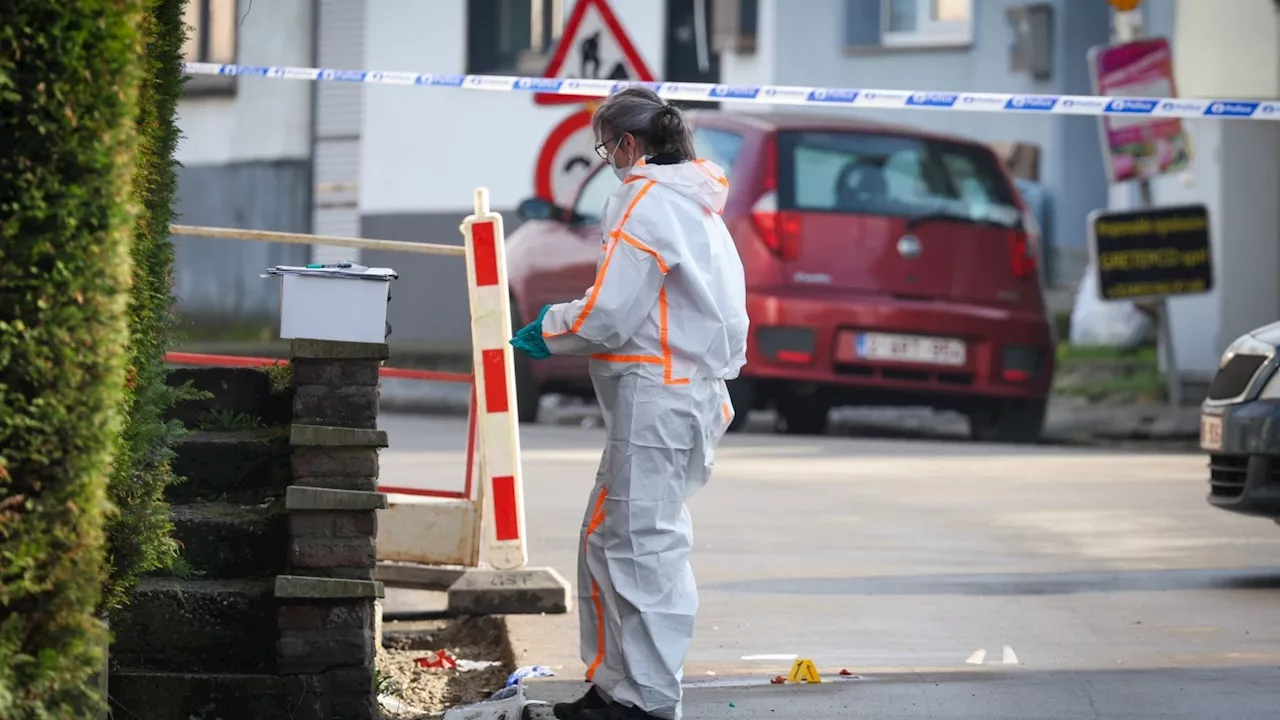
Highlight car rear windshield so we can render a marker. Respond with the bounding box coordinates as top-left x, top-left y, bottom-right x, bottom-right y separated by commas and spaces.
776, 131, 1022, 227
